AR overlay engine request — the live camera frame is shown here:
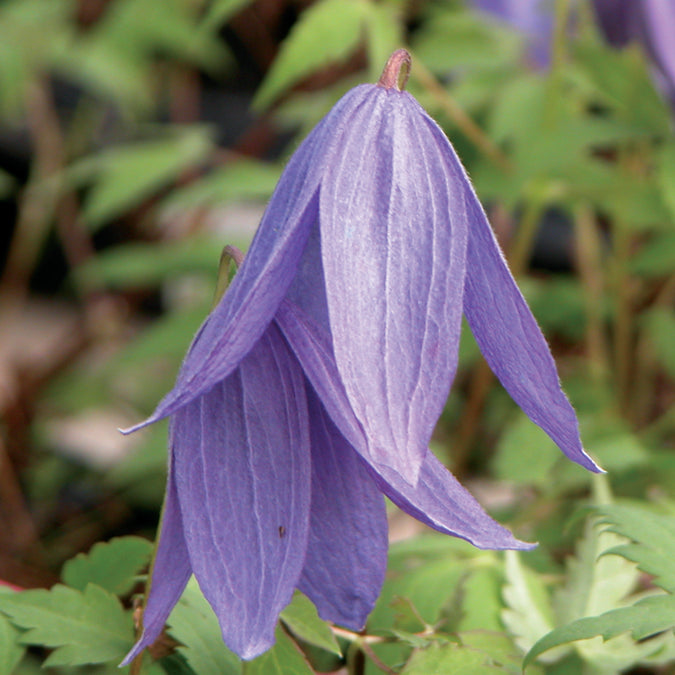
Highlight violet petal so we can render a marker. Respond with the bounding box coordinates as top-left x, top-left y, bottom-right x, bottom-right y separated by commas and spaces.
298, 387, 388, 629
172, 324, 311, 660
461, 188, 602, 473
120, 465, 191, 665
275, 300, 532, 550
320, 87, 467, 485
126, 87, 372, 431
368, 454, 534, 550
